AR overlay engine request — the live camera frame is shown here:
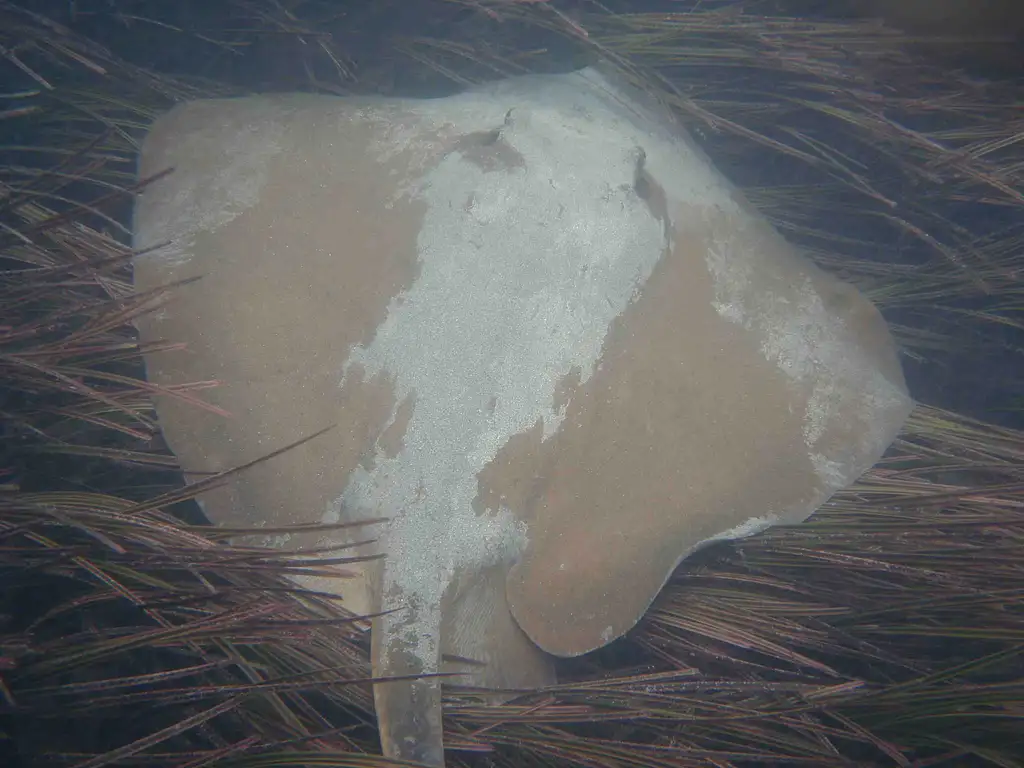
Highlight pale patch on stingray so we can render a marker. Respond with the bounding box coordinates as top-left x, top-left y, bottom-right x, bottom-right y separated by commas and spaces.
133, 98, 291, 271
329, 81, 672, 670
552, 366, 583, 416
377, 393, 417, 460
696, 514, 780, 546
